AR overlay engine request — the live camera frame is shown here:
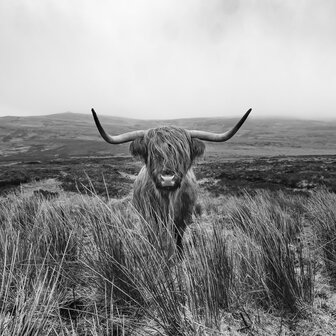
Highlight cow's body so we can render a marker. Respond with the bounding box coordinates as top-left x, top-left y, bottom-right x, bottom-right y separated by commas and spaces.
129, 127, 203, 253
133, 166, 198, 251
